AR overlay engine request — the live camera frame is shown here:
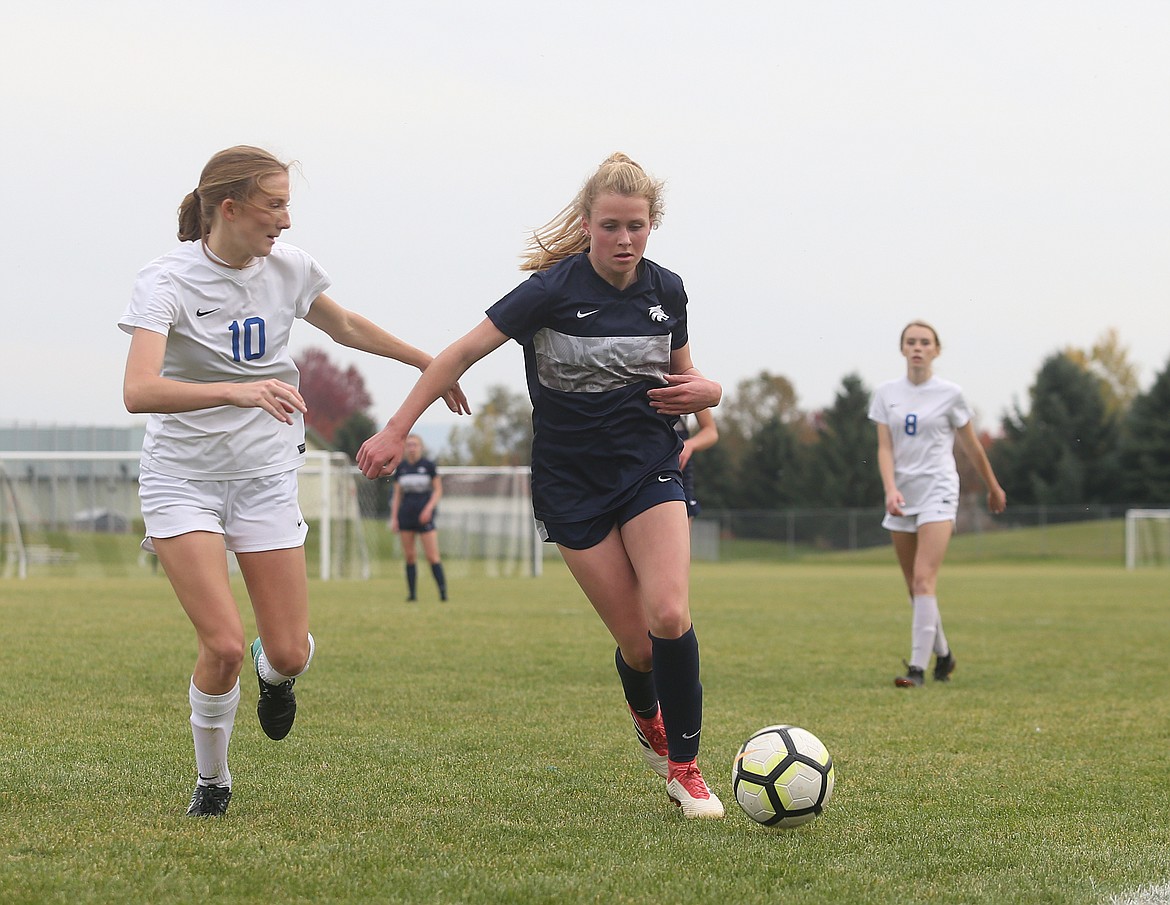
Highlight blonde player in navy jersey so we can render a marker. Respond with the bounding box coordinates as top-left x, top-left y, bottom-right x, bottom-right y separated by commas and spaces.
358, 153, 726, 818
120, 146, 468, 817
868, 321, 1006, 688
389, 434, 447, 601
